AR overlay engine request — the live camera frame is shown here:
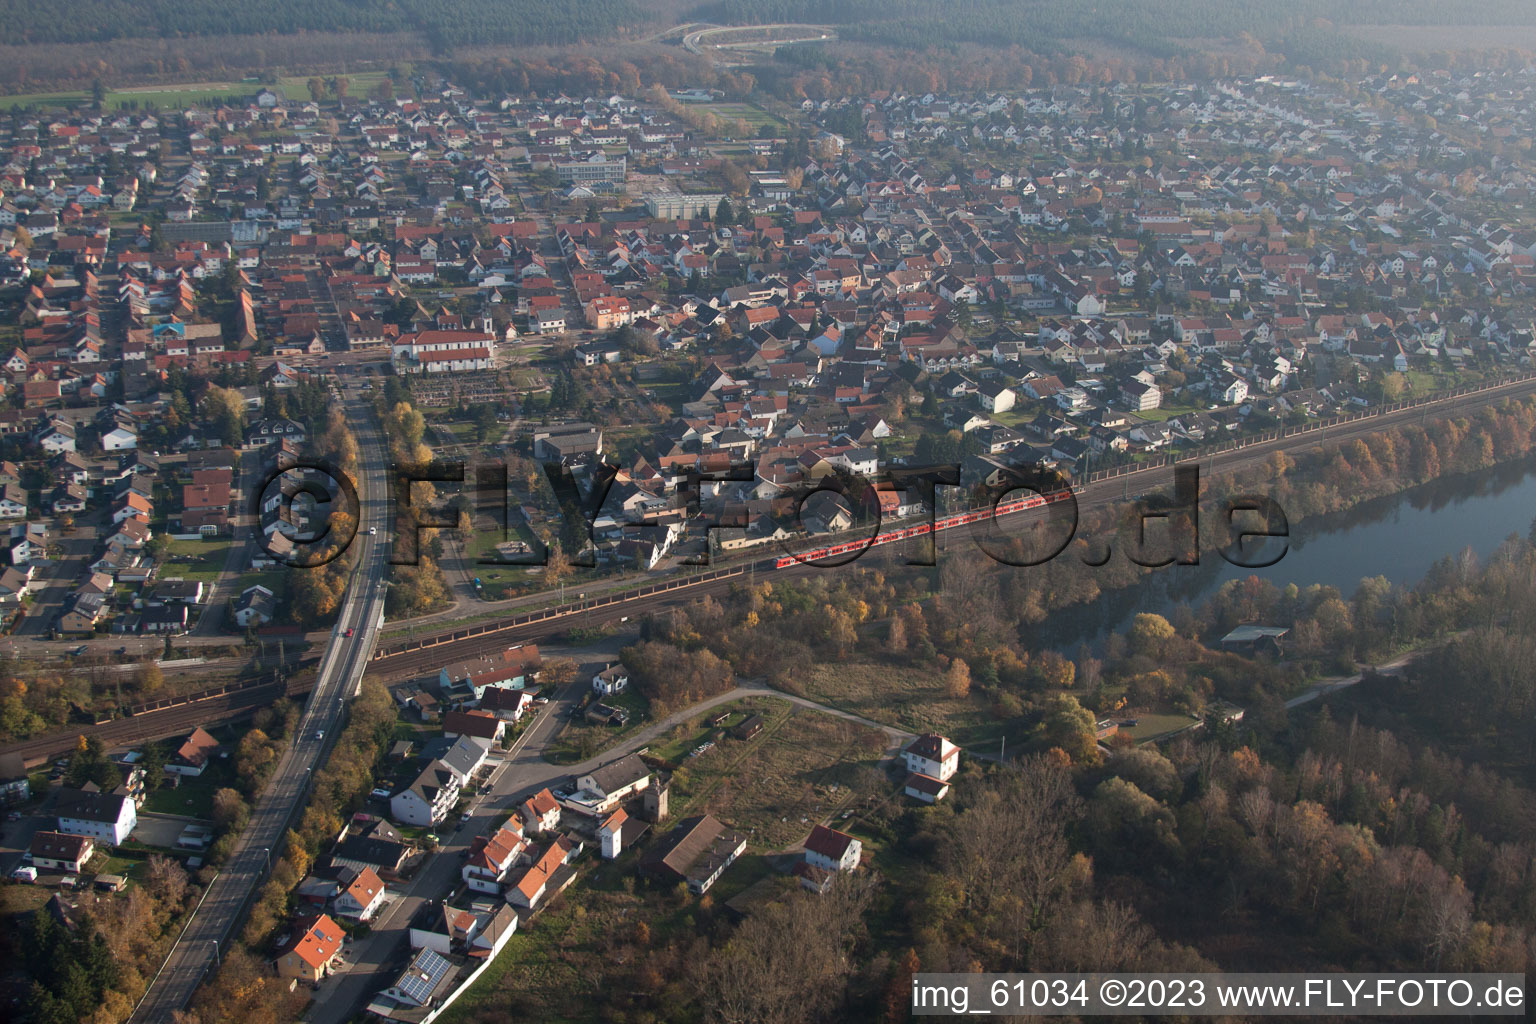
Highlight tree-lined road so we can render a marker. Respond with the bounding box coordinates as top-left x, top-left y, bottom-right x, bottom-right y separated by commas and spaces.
128, 395, 393, 1024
